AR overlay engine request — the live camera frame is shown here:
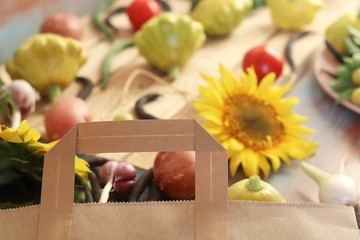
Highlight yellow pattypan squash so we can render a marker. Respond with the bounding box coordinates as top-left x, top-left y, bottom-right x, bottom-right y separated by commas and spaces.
6, 33, 87, 101
134, 12, 206, 79
325, 12, 360, 54
191, 0, 253, 36
267, 0, 323, 31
